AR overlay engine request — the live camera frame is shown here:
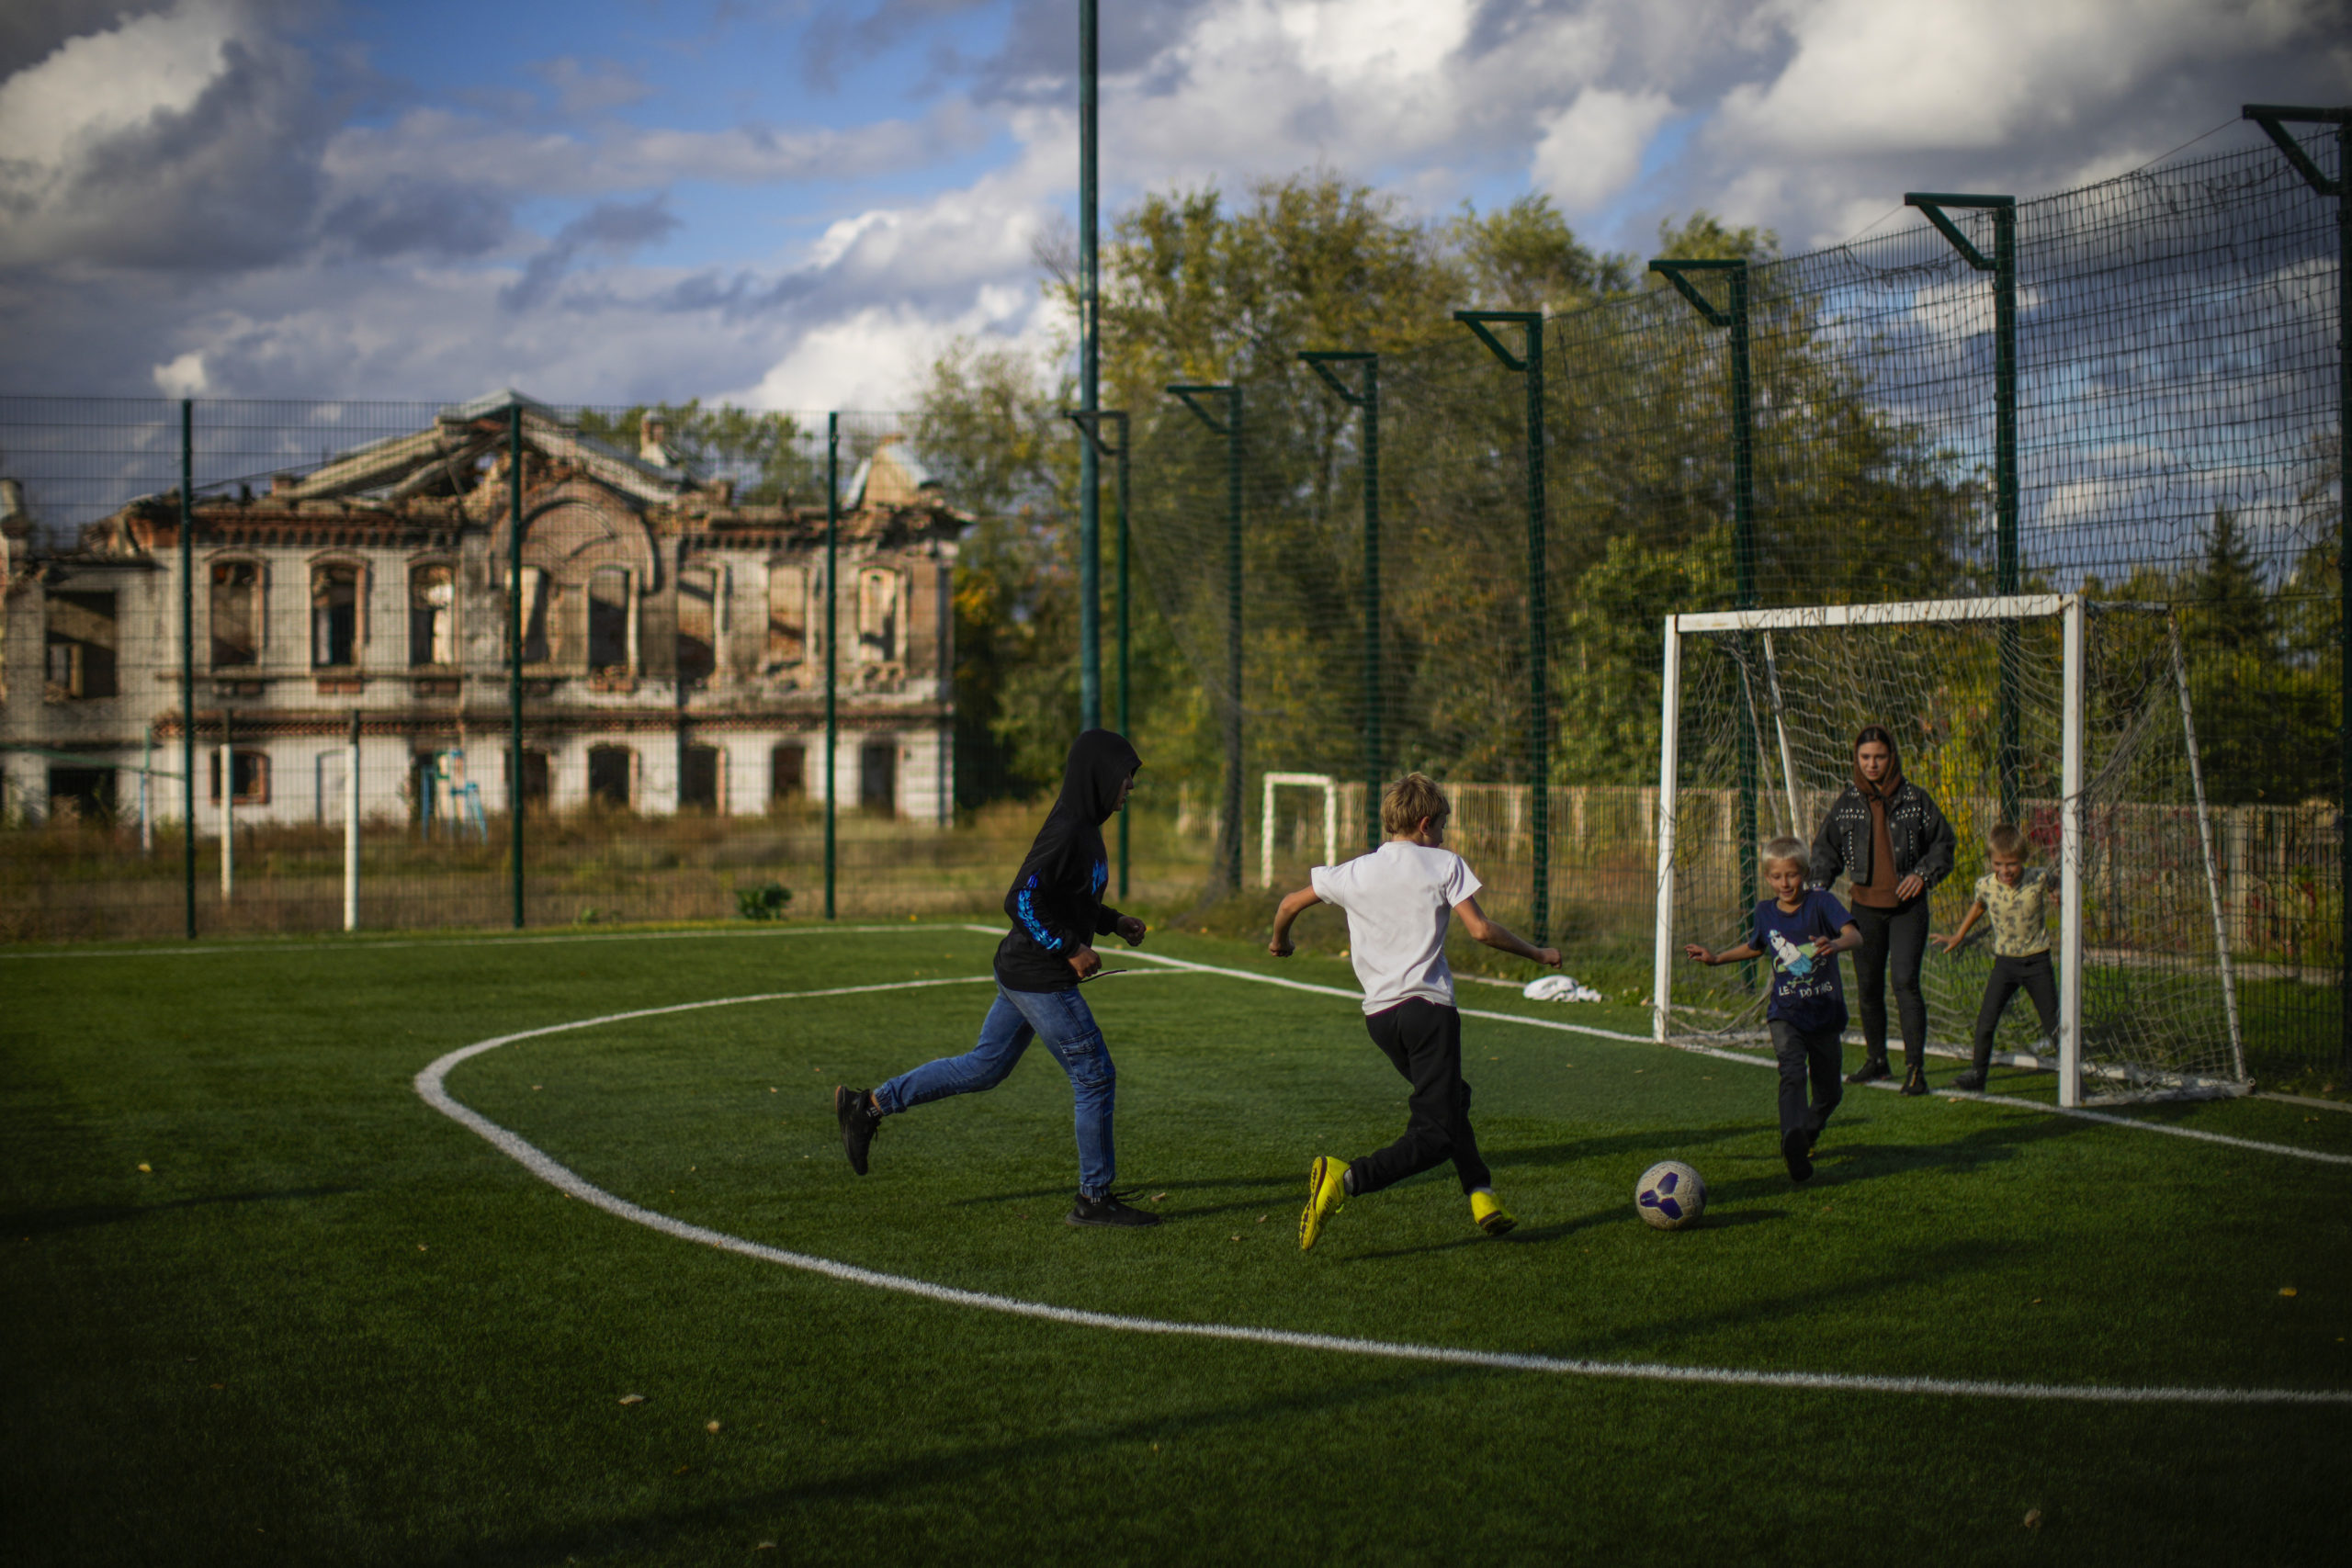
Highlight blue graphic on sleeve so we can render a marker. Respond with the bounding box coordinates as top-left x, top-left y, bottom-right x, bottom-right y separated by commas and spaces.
1014, 874, 1062, 951
1091, 859, 1107, 897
